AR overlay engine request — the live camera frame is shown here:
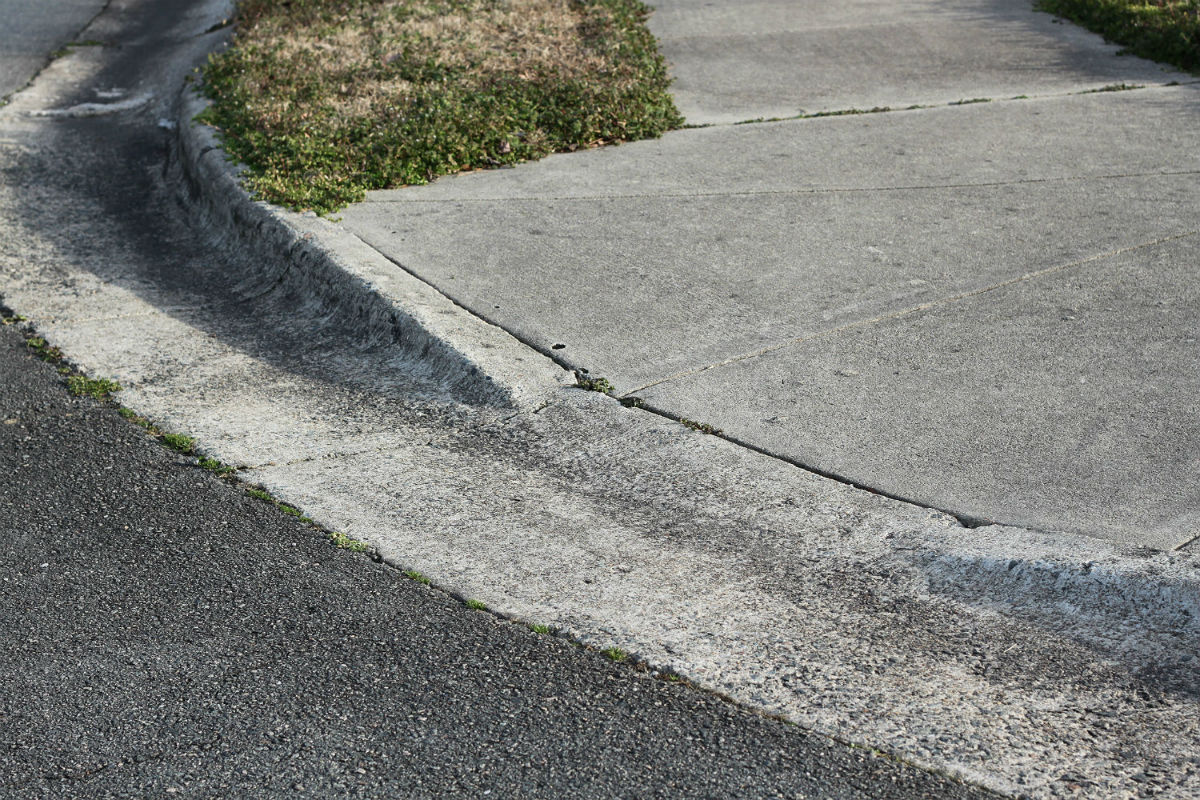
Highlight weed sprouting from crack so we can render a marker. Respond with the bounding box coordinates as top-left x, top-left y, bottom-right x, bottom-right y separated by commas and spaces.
330, 531, 370, 552
949, 97, 991, 105
67, 375, 121, 400
734, 105, 896, 125
602, 646, 629, 662
161, 432, 195, 454
465, 598, 489, 611
528, 623, 552, 635
25, 336, 63, 363
680, 418, 723, 435
24, 334, 121, 400
619, 396, 646, 409
50, 39, 105, 59
198, 456, 237, 477
243, 485, 373, 554
575, 371, 615, 395
246, 487, 273, 503
403, 569, 431, 585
